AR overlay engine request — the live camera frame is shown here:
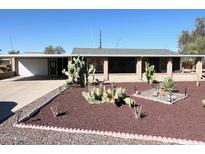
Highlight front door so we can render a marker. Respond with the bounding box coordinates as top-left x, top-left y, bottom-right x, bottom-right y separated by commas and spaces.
49, 58, 57, 76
